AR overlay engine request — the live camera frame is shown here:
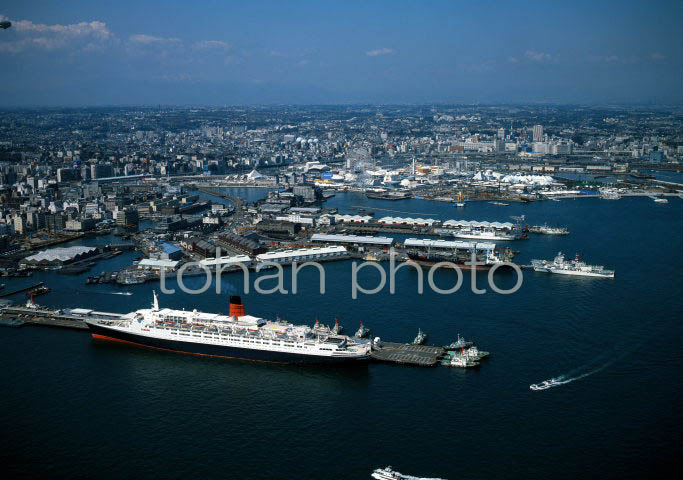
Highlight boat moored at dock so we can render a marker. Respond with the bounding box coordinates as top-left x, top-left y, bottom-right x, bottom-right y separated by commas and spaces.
85, 293, 371, 365
355, 321, 370, 338
404, 238, 515, 271
531, 252, 615, 278
412, 329, 427, 345
528, 224, 570, 235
